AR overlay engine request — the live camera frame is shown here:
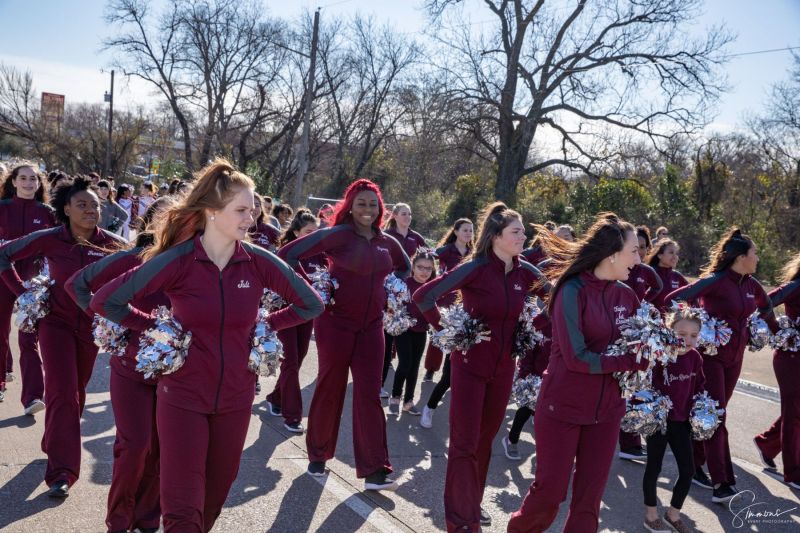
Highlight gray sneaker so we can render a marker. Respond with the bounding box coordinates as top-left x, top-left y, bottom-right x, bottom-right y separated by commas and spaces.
388, 397, 401, 415
502, 436, 521, 460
